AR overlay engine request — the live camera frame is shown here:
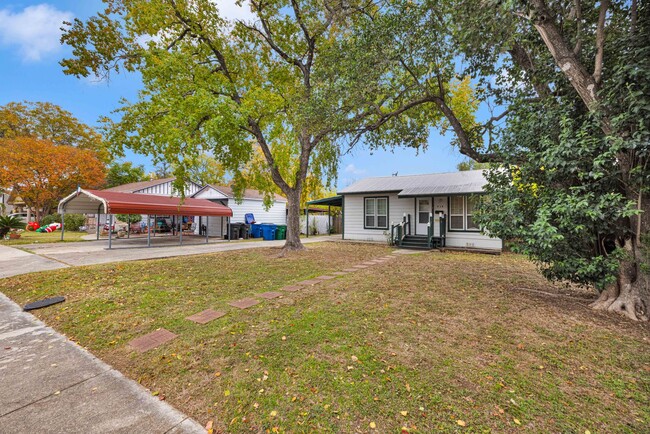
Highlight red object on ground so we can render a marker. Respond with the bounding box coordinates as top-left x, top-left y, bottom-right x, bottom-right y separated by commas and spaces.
26, 221, 40, 231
